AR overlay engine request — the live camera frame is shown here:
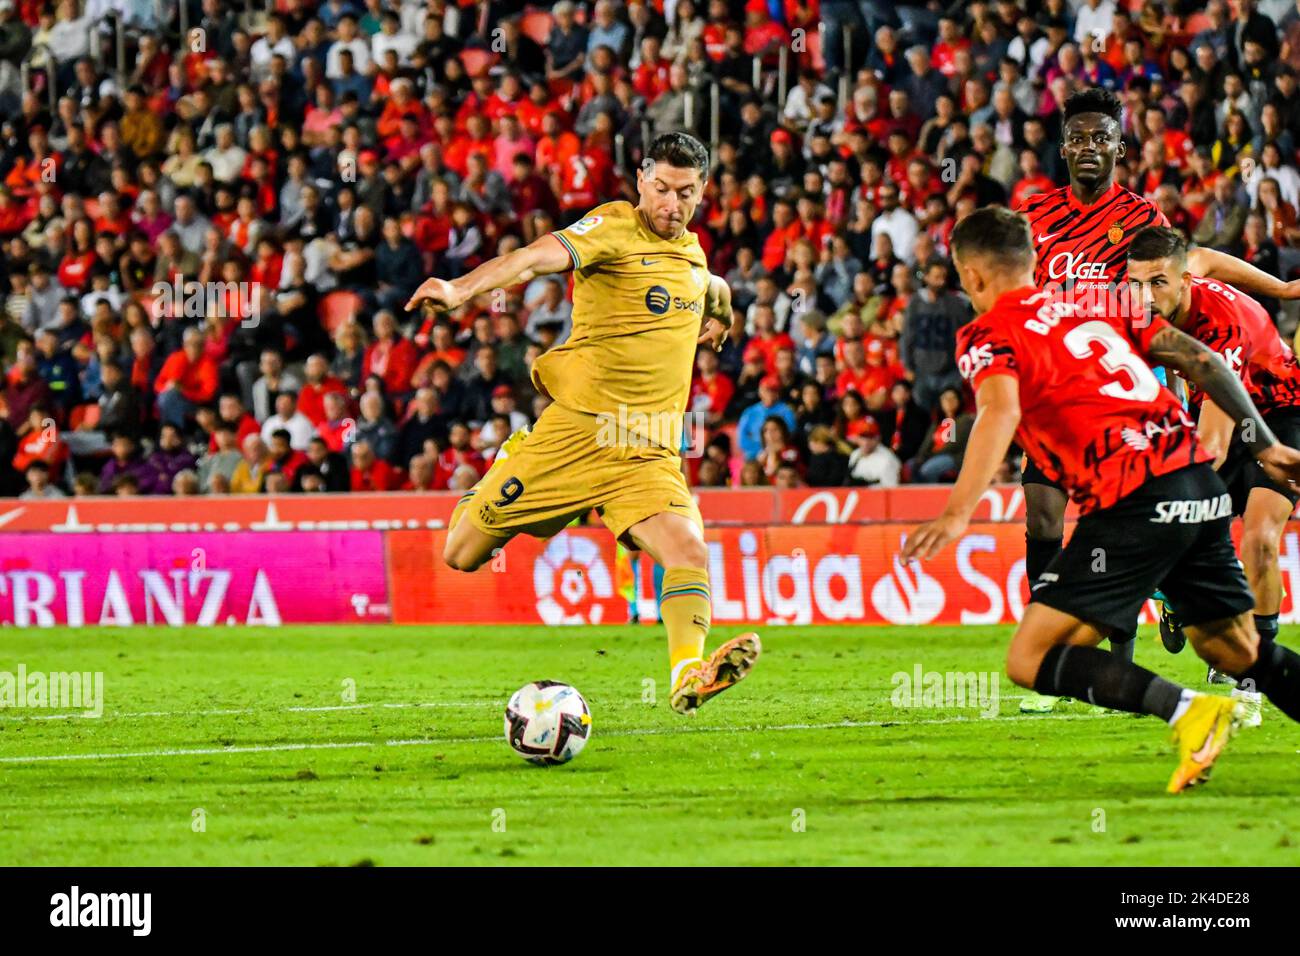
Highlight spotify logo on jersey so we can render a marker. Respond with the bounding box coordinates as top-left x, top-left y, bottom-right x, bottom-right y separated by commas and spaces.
645, 286, 671, 315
